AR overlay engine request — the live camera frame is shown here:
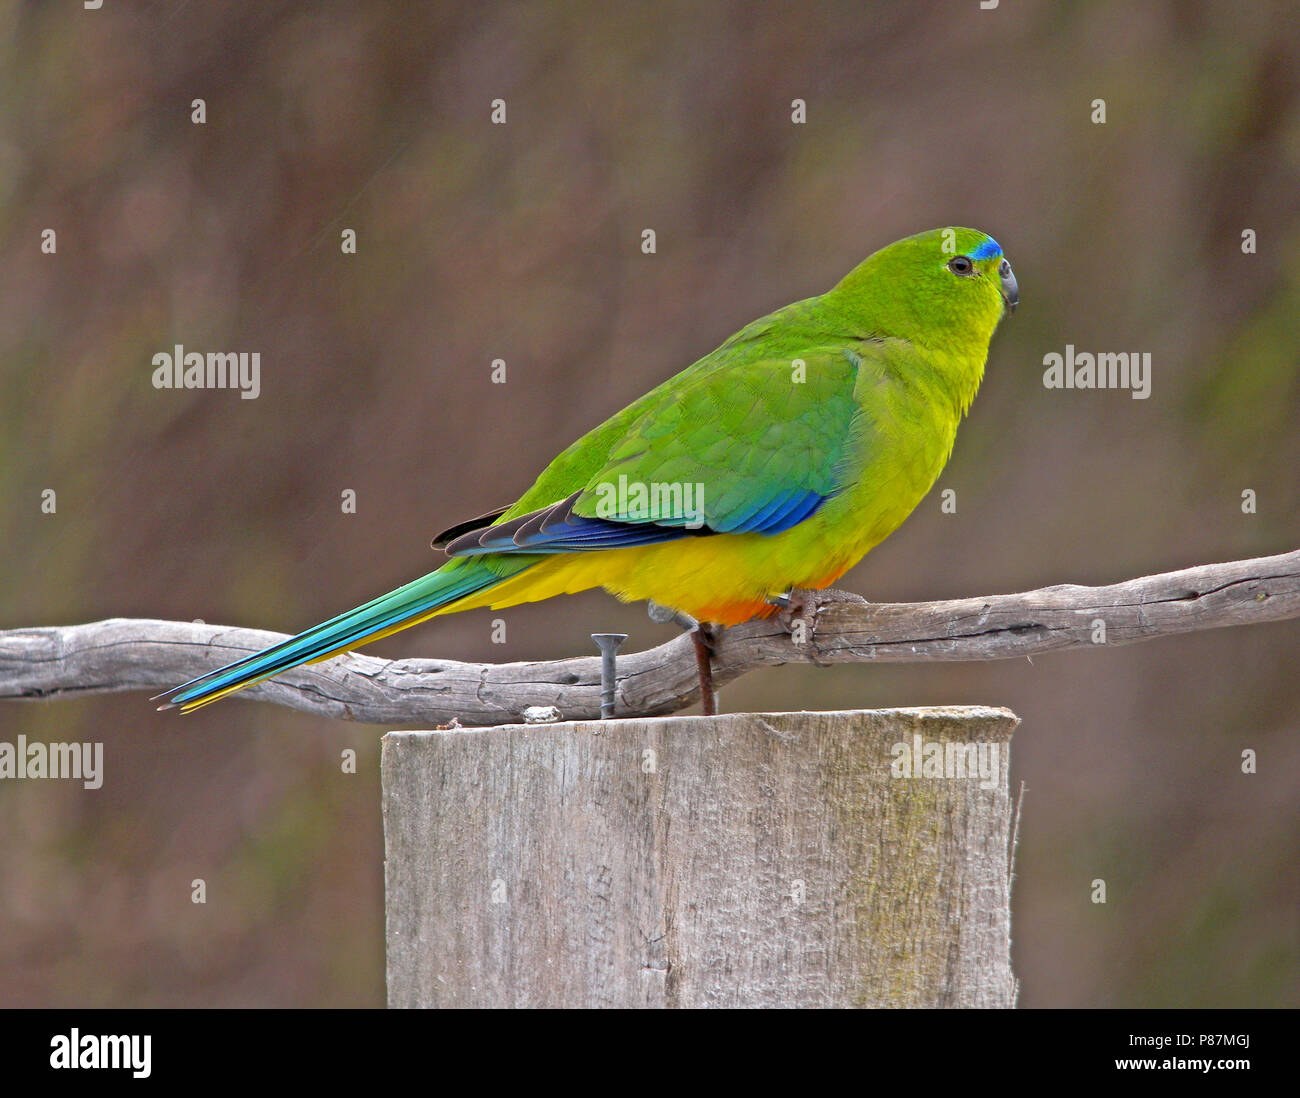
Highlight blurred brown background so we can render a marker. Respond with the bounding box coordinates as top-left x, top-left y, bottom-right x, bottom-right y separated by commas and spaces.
2, 0, 1298, 1006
